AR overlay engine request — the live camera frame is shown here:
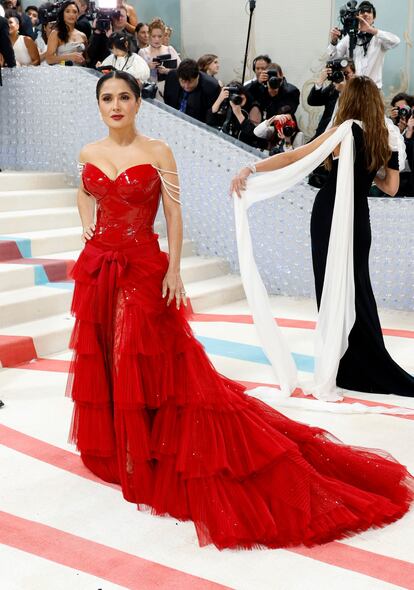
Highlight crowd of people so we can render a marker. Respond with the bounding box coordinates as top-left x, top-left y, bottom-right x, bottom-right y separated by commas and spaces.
0, 0, 413, 194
